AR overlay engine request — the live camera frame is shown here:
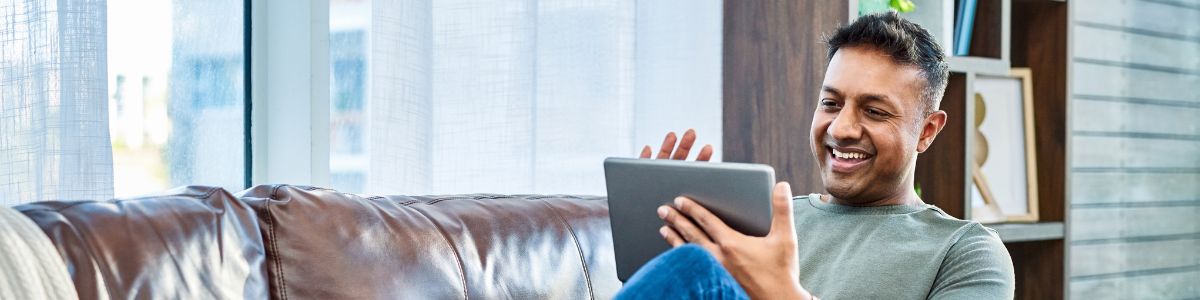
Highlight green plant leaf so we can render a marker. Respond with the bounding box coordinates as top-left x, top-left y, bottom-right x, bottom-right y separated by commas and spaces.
890, 0, 917, 13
